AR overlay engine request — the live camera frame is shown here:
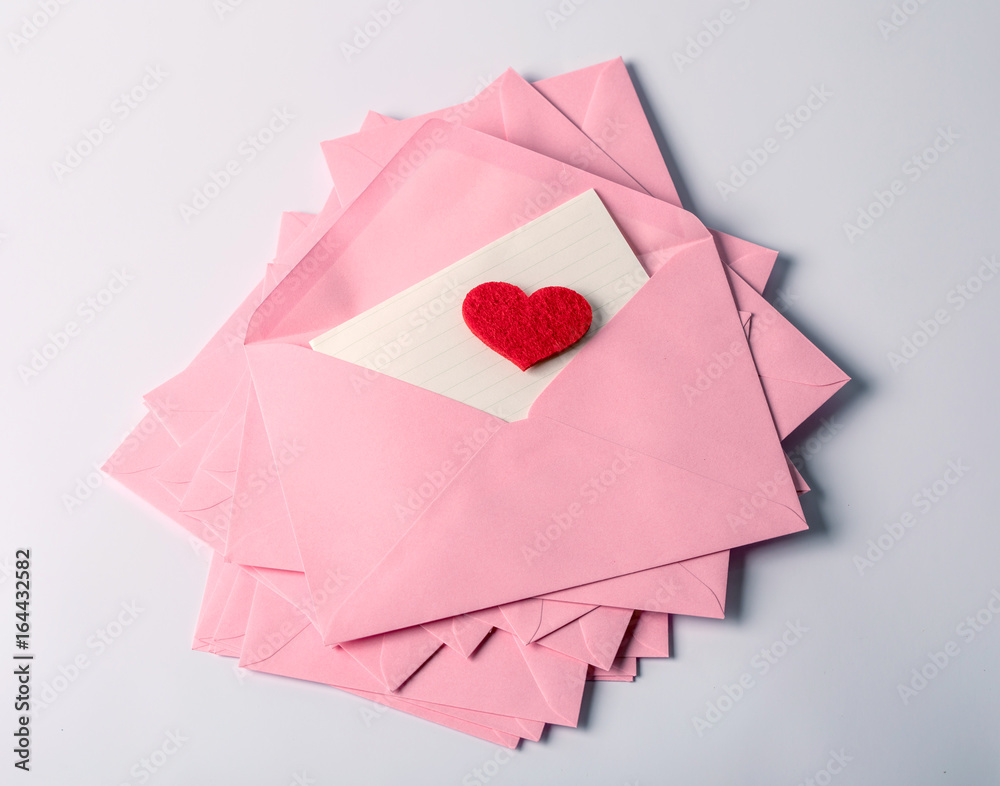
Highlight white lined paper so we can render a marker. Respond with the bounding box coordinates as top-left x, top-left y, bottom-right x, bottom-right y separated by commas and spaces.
309, 190, 648, 421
